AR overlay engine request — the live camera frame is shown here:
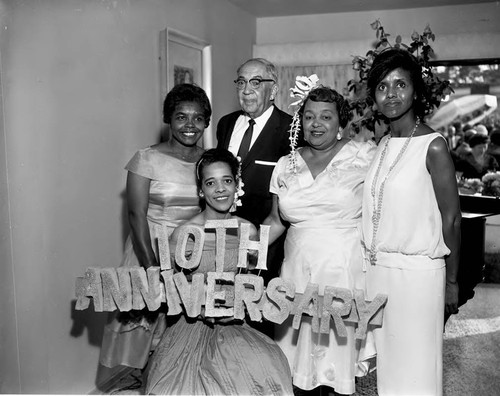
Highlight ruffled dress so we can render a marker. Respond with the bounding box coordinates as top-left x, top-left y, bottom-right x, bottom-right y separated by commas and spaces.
270, 140, 377, 394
